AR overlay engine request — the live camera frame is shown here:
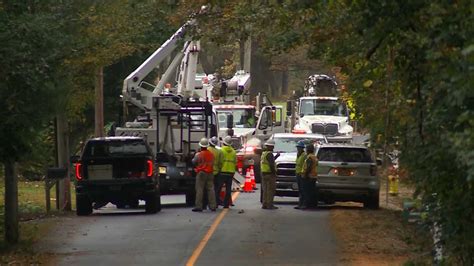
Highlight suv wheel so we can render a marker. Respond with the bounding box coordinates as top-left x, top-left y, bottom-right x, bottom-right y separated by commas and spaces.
364, 191, 380, 210
76, 195, 93, 216
145, 192, 161, 214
